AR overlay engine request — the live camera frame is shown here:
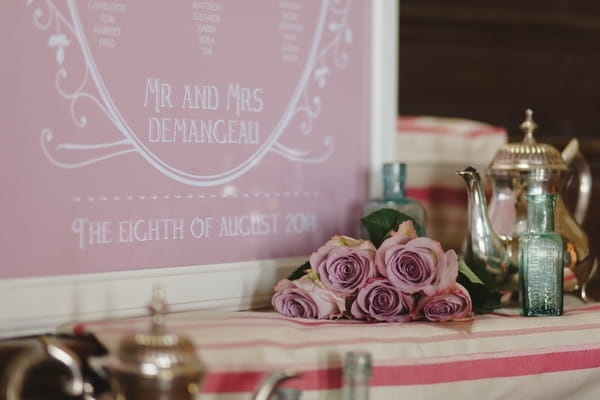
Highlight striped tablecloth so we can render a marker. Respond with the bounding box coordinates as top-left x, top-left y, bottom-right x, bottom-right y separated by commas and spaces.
72, 297, 600, 400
